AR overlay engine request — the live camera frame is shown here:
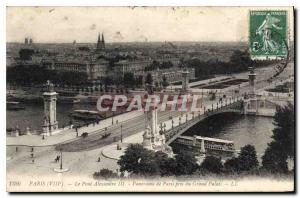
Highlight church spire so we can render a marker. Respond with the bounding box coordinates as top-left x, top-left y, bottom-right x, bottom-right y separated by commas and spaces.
101, 32, 105, 49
